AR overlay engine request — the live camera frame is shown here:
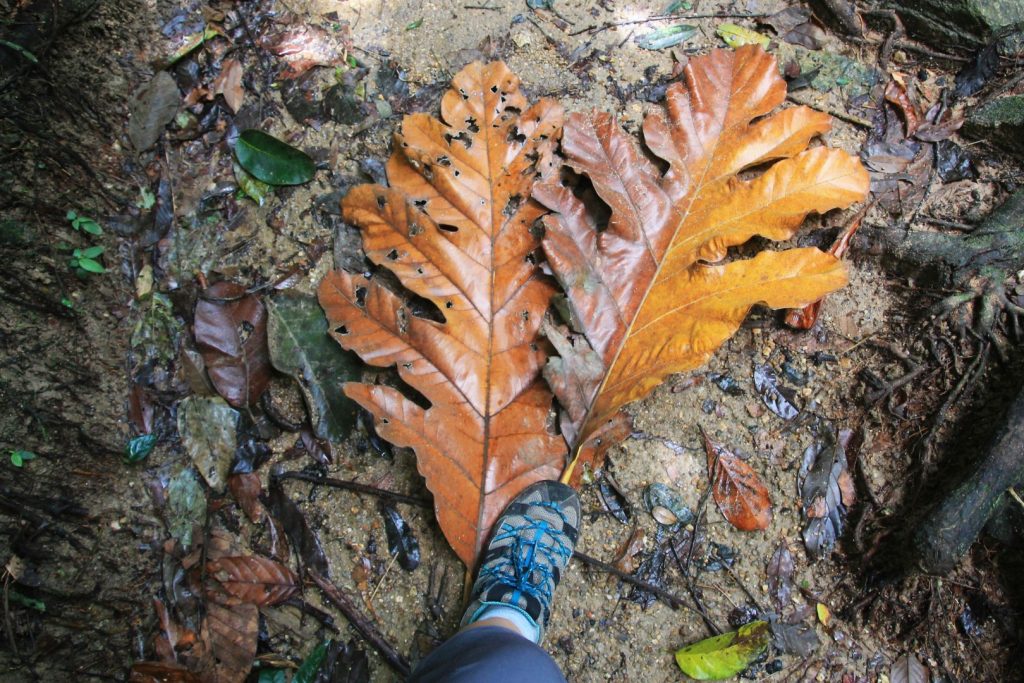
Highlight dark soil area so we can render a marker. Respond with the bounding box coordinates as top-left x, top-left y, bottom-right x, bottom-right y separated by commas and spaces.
1, 0, 1022, 681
